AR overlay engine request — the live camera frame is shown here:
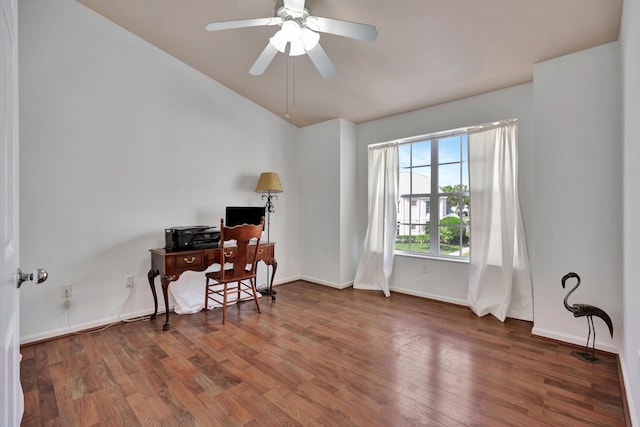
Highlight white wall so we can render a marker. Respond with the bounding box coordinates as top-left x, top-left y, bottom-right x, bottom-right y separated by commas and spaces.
339, 120, 359, 284
299, 118, 358, 287
299, 119, 341, 285
621, 0, 640, 423
531, 42, 622, 354
18, 0, 300, 343
356, 84, 535, 305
